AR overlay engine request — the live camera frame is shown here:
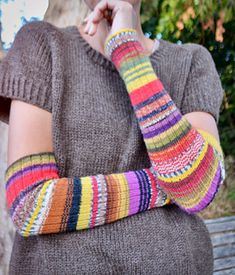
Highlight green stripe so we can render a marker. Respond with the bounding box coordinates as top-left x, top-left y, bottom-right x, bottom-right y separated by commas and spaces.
146, 121, 192, 152
122, 63, 152, 79
119, 55, 150, 76
125, 69, 154, 84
